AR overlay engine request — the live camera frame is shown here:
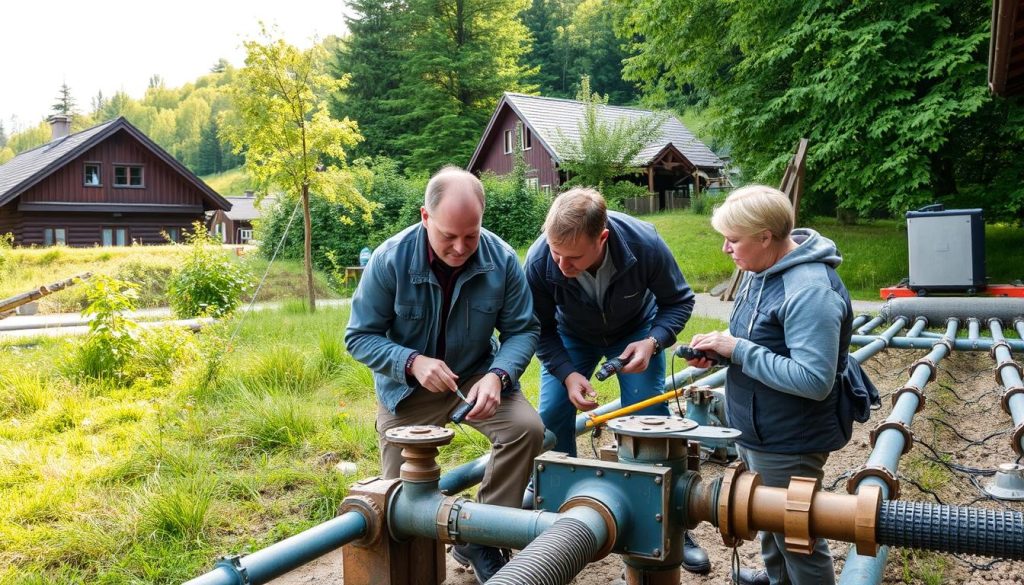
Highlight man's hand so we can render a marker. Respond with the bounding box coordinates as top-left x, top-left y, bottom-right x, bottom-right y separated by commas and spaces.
688, 331, 737, 367
410, 355, 459, 393
565, 372, 599, 411
618, 338, 656, 374
465, 373, 502, 420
